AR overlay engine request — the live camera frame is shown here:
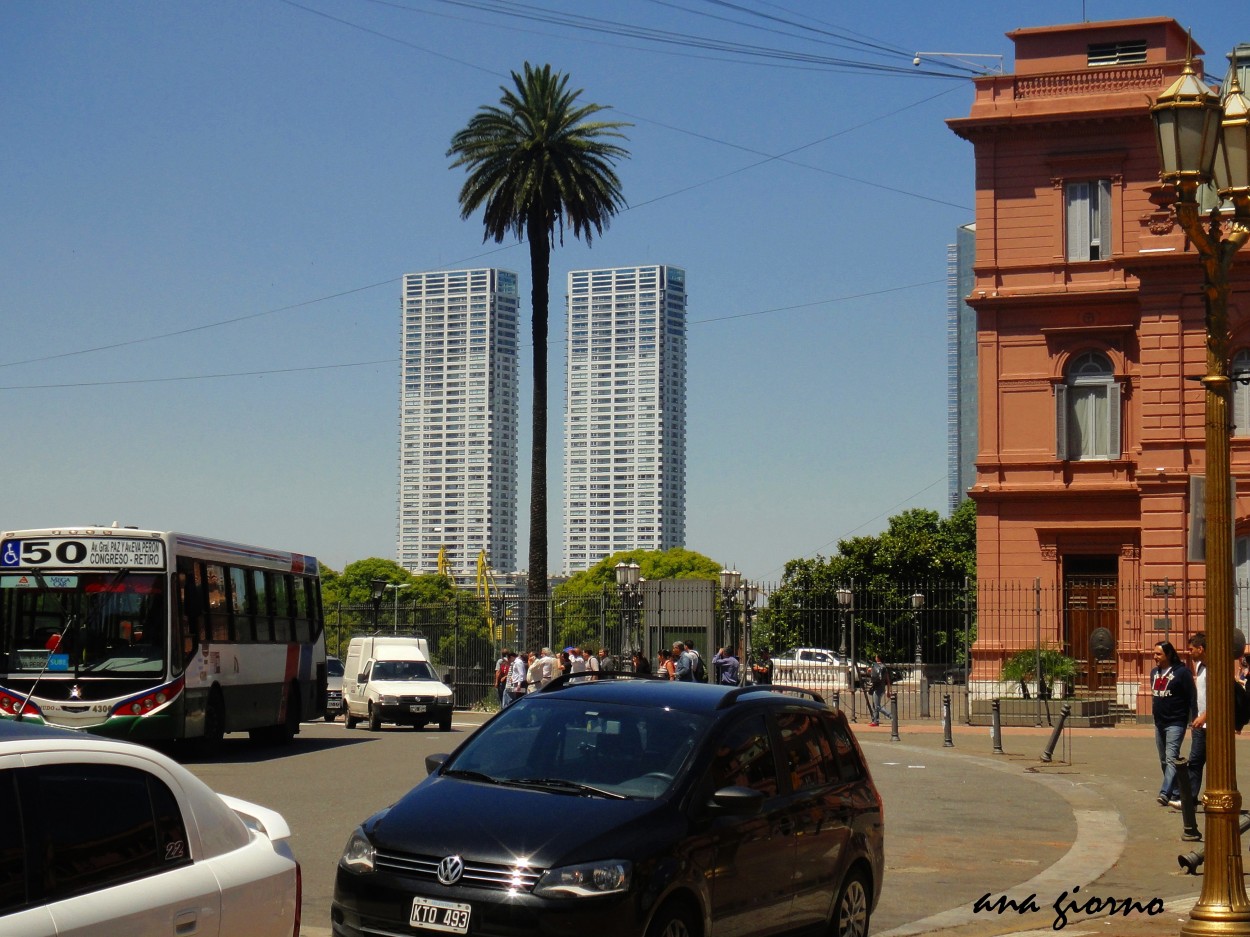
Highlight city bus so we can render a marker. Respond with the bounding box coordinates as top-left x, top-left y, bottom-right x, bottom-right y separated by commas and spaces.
0, 525, 327, 747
